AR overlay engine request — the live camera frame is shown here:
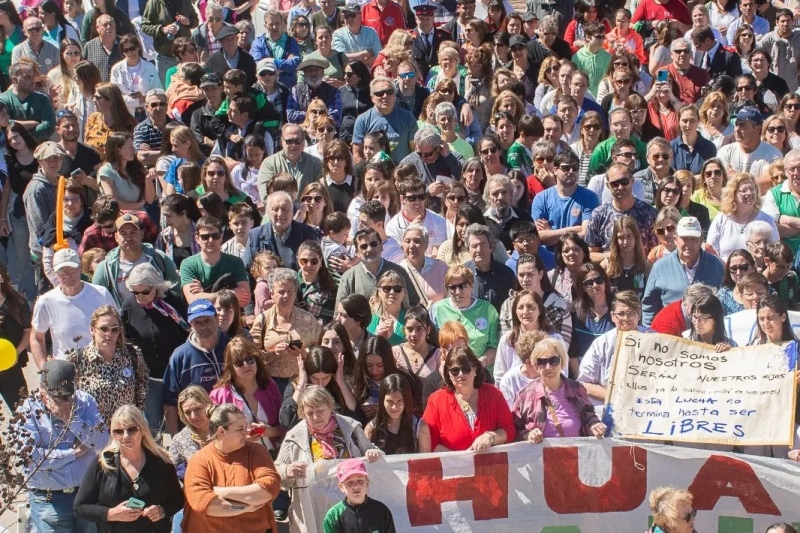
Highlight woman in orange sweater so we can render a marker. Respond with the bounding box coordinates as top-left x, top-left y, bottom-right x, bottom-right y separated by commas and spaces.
182, 403, 282, 533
